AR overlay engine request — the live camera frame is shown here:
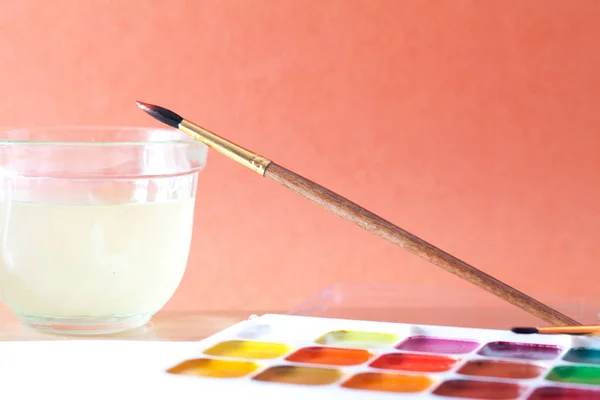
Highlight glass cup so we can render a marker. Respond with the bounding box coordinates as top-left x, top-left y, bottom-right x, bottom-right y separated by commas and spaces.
0, 127, 208, 334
